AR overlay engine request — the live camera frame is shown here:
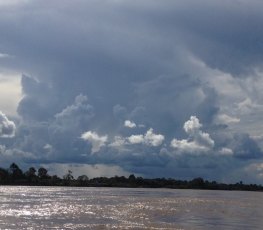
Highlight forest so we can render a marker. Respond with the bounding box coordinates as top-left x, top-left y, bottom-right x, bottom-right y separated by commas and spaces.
0, 163, 262, 191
